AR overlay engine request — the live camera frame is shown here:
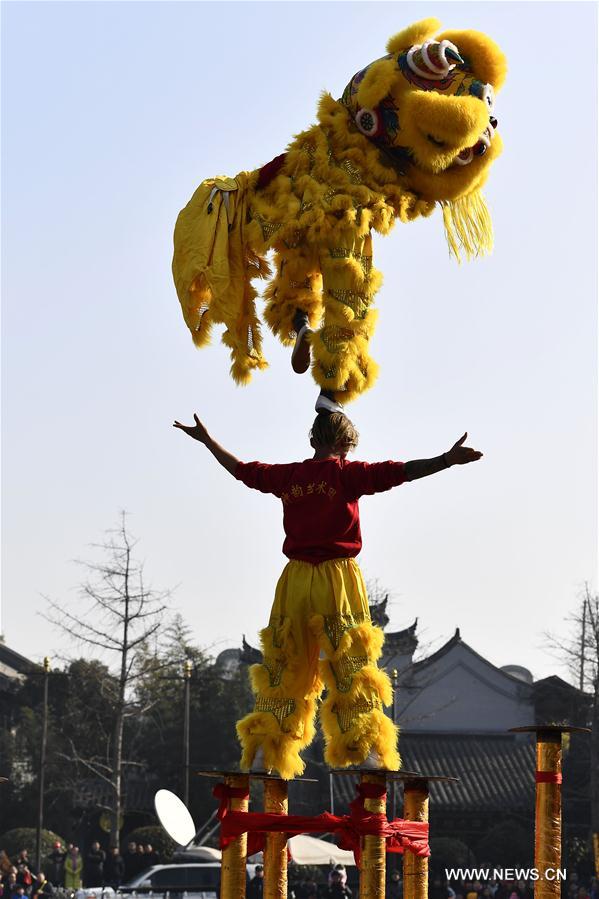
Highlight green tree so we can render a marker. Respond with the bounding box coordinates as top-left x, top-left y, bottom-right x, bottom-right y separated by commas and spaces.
2, 658, 122, 840
132, 617, 253, 829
